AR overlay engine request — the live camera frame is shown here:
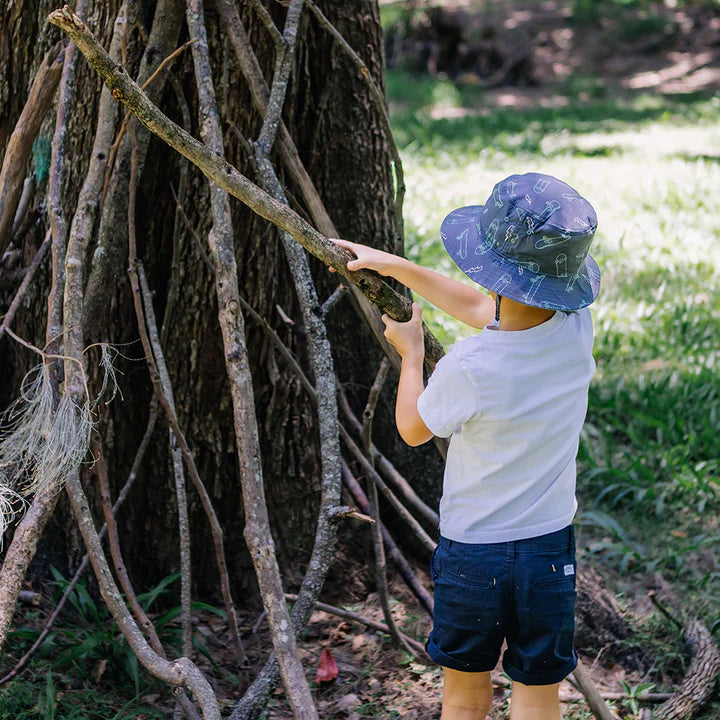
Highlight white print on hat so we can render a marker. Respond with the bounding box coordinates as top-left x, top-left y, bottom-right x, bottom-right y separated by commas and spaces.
564, 564, 575, 576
